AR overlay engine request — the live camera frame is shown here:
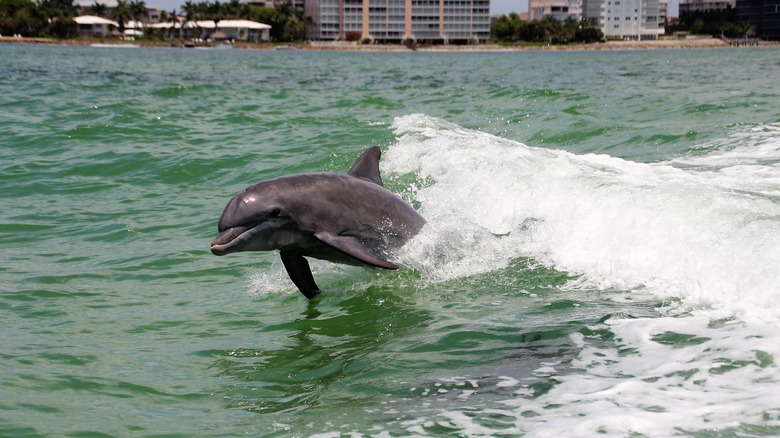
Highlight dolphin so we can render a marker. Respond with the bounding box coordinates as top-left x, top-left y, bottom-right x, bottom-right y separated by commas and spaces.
211, 147, 426, 299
